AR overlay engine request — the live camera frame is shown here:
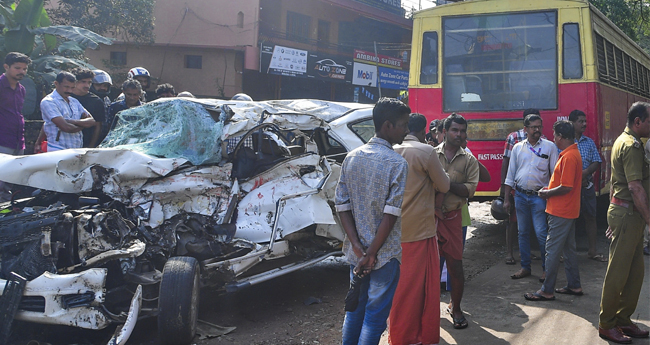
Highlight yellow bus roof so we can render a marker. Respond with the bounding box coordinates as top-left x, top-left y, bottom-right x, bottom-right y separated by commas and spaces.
413, 0, 650, 64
